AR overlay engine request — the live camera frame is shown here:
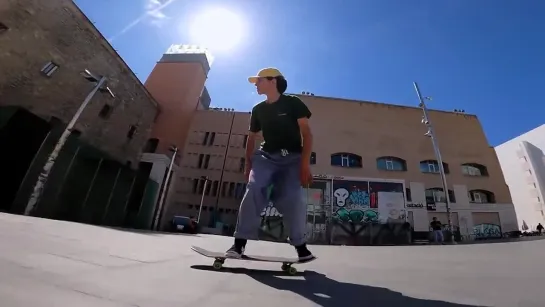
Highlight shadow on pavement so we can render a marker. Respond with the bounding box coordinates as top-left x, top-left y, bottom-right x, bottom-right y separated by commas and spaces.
191, 266, 488, 307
